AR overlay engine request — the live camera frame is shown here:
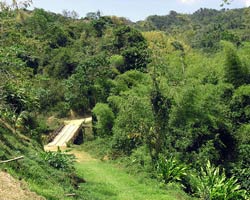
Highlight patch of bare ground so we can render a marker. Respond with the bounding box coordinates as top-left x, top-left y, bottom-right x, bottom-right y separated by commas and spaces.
0, 171, 45, 200
70, 149, 97, 162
